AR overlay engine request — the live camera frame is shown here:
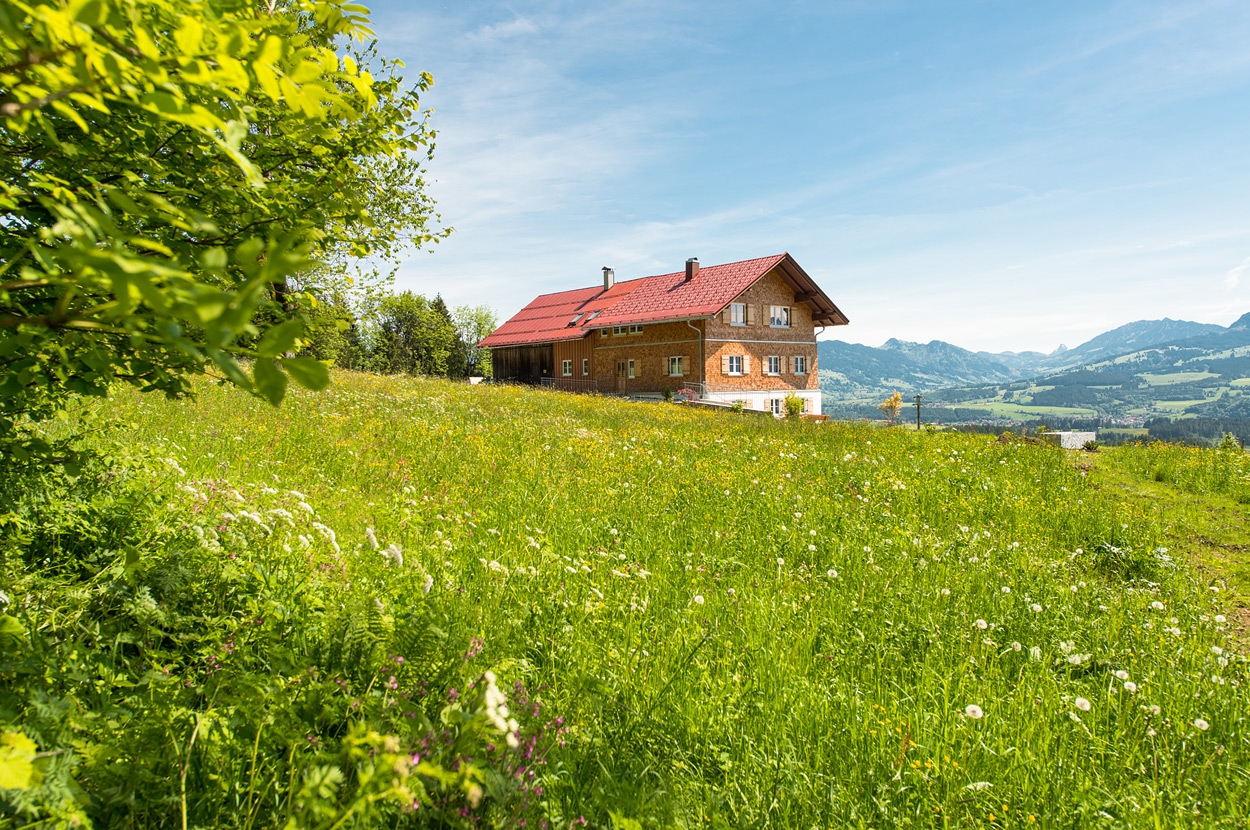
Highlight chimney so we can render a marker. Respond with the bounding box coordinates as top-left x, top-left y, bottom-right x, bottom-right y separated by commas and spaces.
602, 266, 614, 291
685, 257, 699, 281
